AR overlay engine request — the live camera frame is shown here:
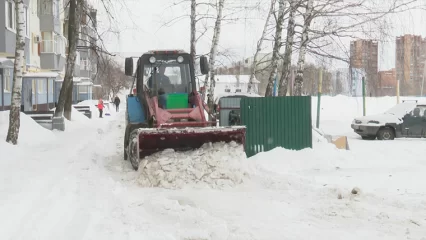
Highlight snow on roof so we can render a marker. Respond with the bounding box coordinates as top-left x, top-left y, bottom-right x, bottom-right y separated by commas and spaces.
55, 77, 92, 83
76, 81, 94, 86
214, 75, 260, 84
0, 57, 14, 68
214, 92, 261, 103
23, 72, 60, 78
